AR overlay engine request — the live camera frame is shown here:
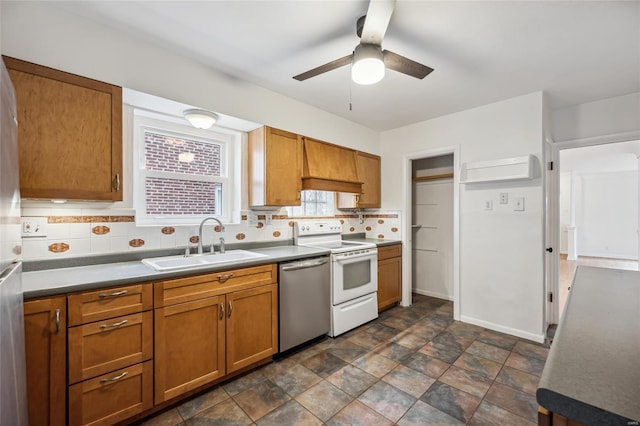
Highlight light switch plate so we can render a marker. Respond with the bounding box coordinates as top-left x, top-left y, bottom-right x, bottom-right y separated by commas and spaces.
21, 217, 48, 238
514, 197, 525, 211
484, 200, 493, 211
265, 214, 272, 225
248, 213, 259, 227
